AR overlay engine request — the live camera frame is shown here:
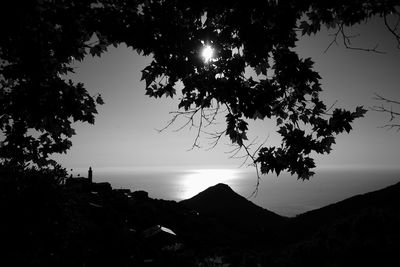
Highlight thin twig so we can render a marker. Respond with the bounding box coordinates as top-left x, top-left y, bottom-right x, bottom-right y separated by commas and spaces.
372, 93, 400, 131
373, 93, 400, 105
325, 23, 386, 54
384, 13, 400, 49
